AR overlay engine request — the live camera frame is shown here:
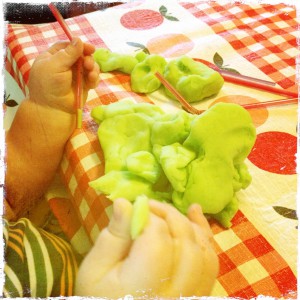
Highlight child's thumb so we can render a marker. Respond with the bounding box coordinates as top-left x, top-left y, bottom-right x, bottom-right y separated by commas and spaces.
76, 199, 133, 295
87, 198, 133, 267
56, 37, 83, 70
